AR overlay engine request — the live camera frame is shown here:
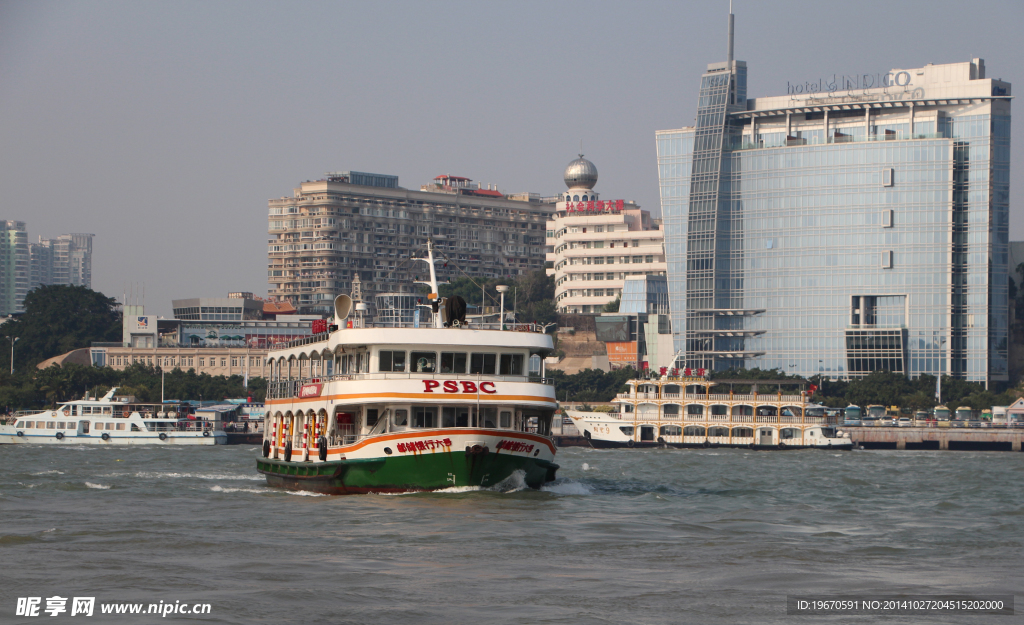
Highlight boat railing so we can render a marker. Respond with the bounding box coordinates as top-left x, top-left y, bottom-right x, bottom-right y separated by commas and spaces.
615, 393, 807, 403
266, 373, 556, 399
269, 322, 551, 351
